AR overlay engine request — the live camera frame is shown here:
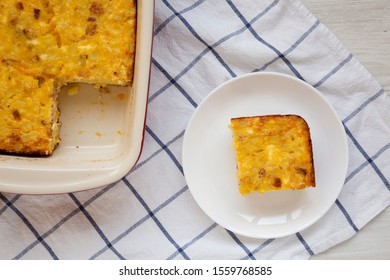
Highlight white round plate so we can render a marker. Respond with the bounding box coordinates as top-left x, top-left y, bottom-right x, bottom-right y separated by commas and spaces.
182, 72, 349, 239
